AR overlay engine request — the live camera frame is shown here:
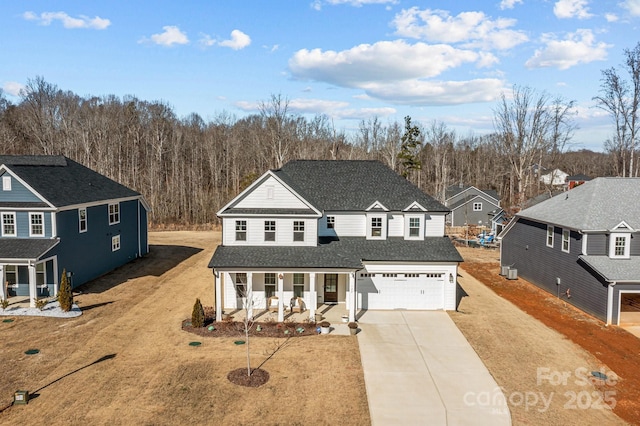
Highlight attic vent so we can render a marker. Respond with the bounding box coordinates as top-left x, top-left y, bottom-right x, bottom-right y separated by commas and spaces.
2, 176, 10, 191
